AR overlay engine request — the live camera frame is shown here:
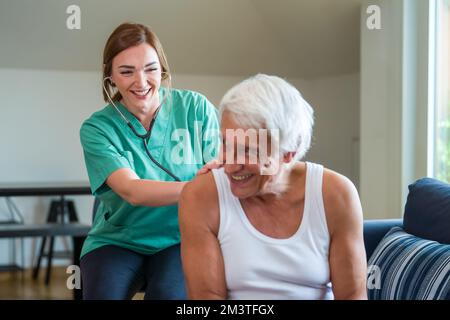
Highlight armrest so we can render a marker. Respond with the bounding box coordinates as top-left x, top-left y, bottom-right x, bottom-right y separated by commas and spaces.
363, 219, 403, 261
